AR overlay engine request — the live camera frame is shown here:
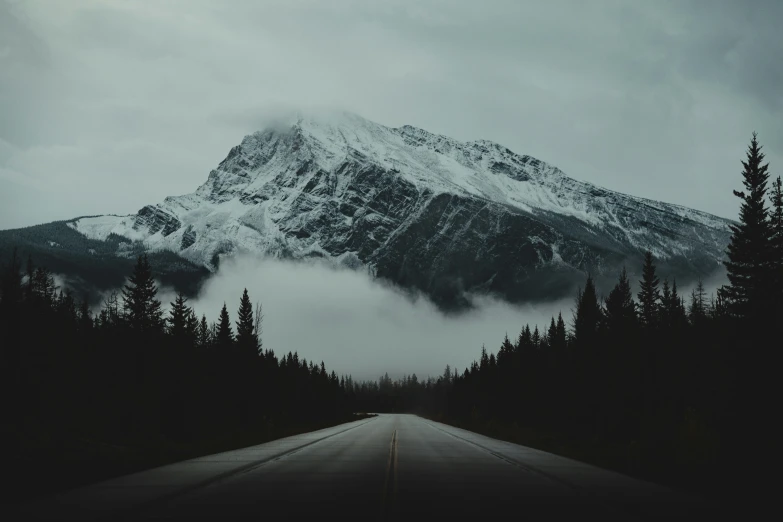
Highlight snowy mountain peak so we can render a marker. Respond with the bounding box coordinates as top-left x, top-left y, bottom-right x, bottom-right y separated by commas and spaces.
64, 112, 733, 308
